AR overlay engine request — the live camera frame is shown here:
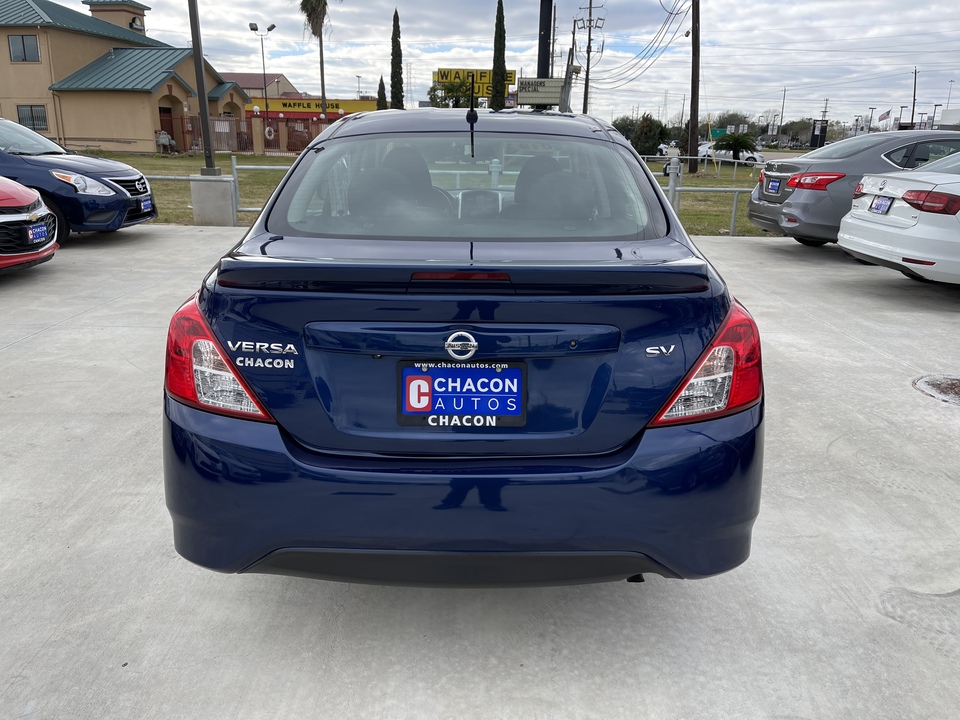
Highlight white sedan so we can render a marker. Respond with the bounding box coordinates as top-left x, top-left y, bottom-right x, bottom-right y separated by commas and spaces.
837, 152, 960, 284
698, 142, 764, 166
